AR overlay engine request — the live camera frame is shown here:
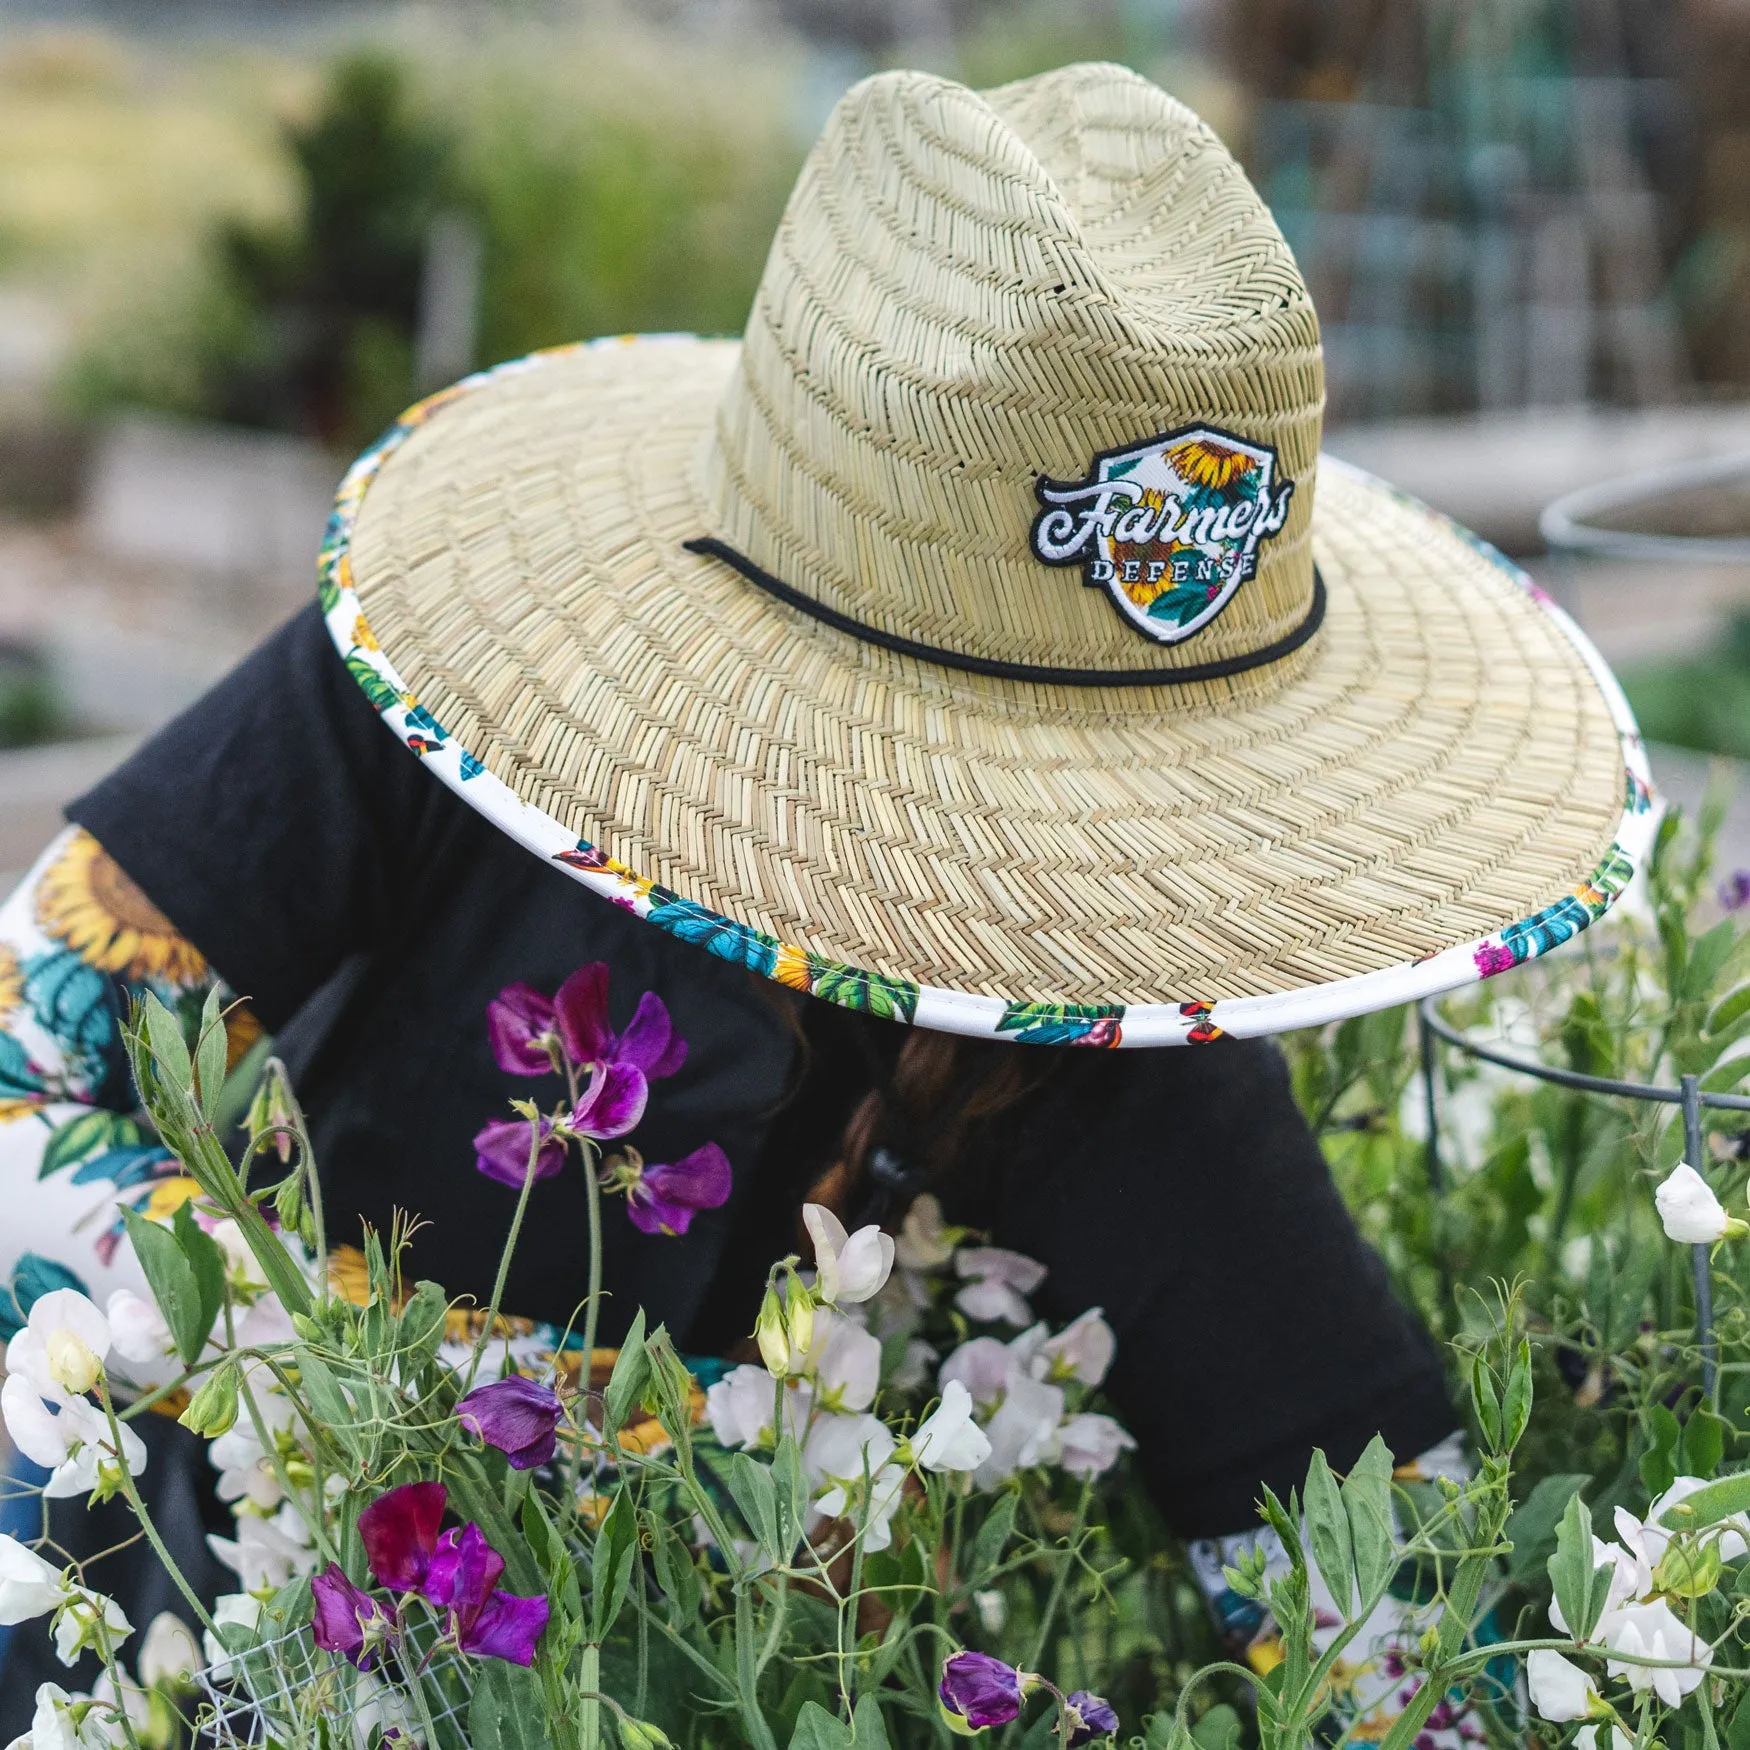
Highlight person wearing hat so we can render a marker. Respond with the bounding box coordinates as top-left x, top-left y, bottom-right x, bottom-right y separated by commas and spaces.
0, 63, 1647, 1737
